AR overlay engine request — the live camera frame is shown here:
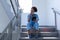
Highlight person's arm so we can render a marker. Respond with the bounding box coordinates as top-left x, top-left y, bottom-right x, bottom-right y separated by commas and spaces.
28, 18, 30, 22
28, 15, 30, 22
35, 14, 39, 22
